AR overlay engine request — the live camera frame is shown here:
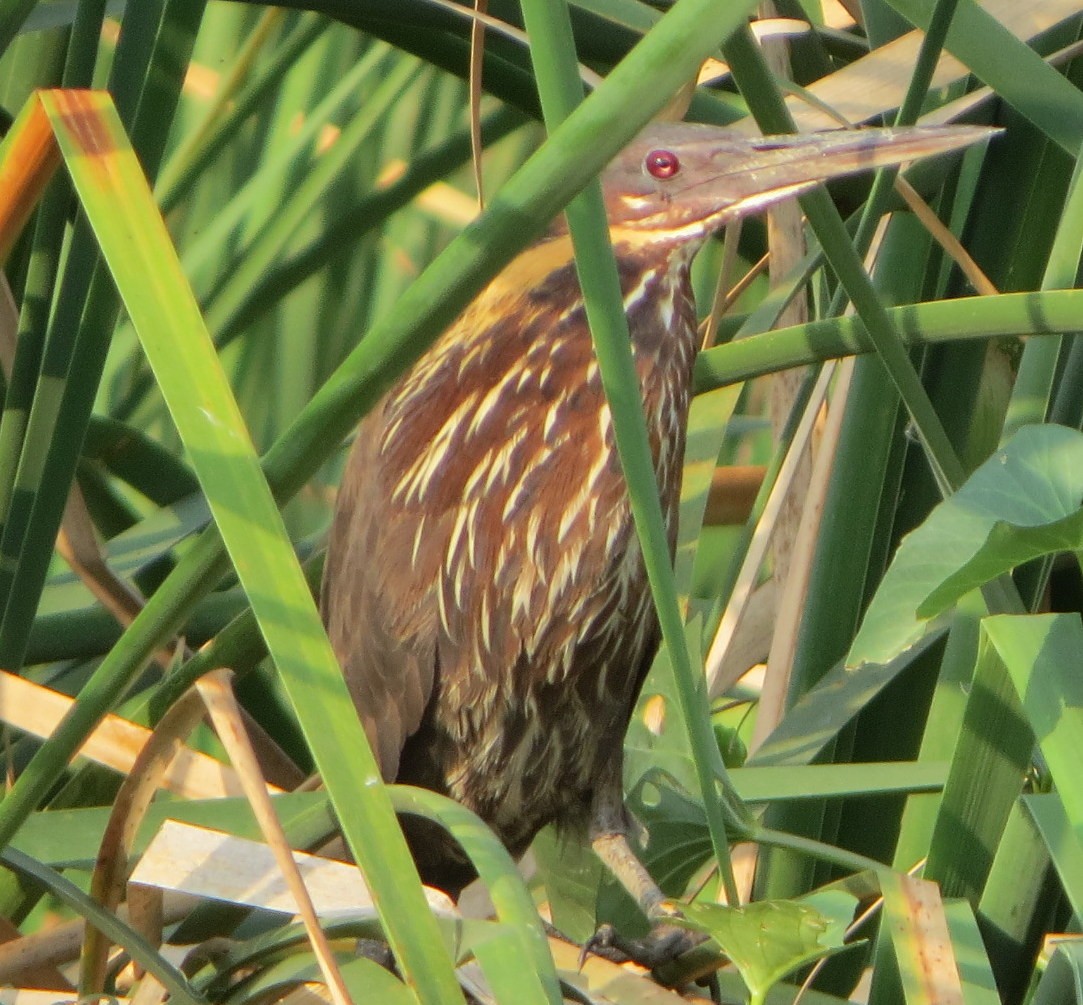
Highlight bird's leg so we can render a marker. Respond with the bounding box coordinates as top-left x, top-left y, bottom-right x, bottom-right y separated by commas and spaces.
588, 760, 670, 918
584, 757, 701, 969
